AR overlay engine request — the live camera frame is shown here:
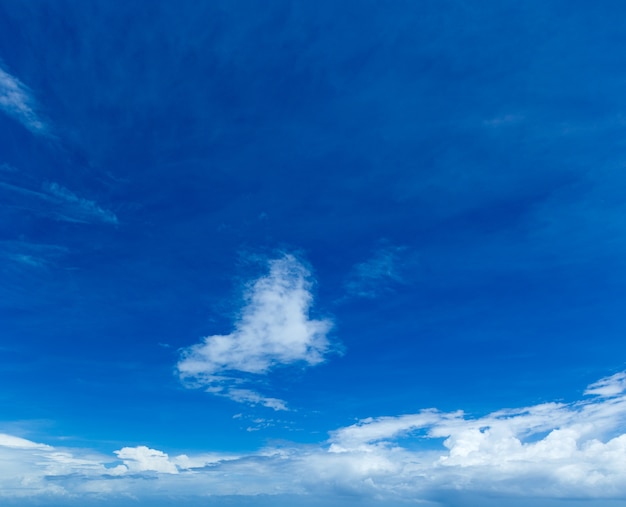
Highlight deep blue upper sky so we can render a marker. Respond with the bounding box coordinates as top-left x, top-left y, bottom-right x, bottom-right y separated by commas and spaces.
2, 1, 626, 505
